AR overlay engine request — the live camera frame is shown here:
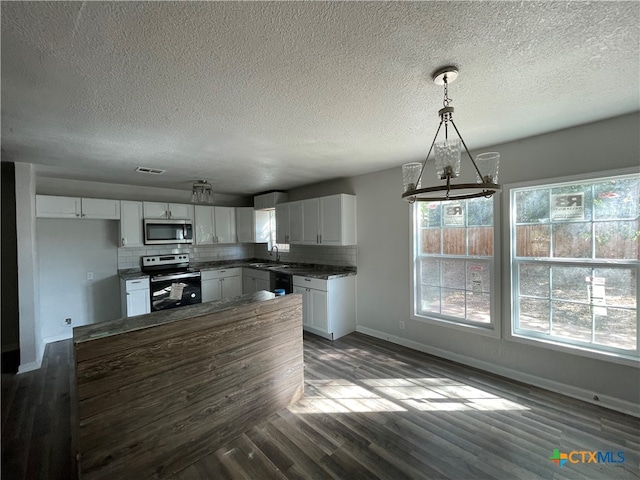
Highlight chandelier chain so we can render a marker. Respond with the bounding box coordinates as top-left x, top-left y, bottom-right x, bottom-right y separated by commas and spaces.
443, 76, 452, 107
